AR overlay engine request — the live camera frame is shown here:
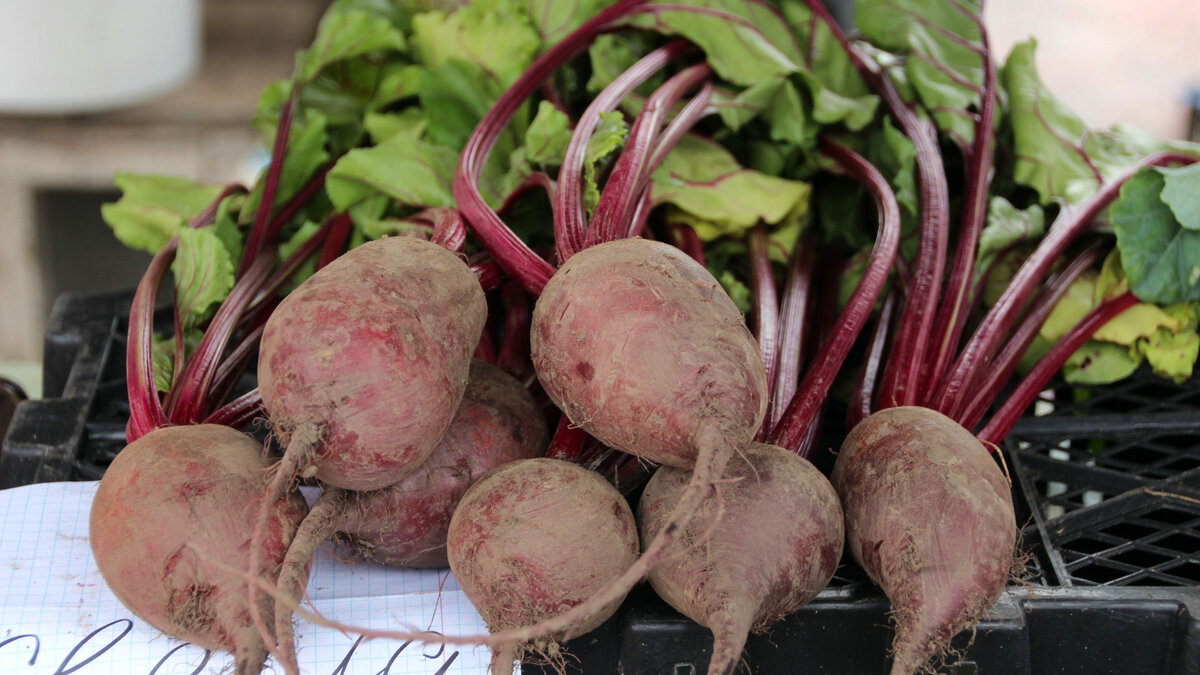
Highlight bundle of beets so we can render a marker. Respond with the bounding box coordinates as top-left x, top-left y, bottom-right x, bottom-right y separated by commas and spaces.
89, 1, 1200, 673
